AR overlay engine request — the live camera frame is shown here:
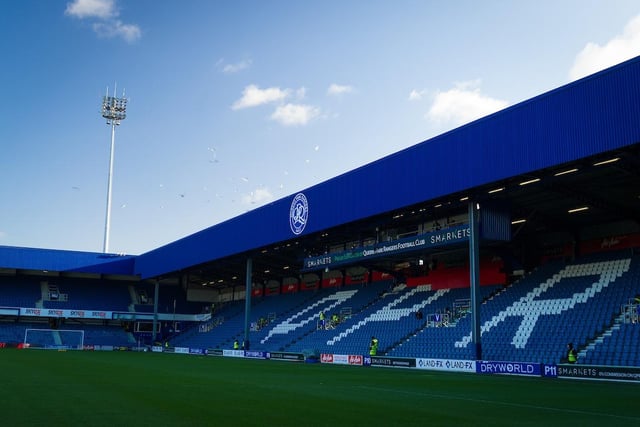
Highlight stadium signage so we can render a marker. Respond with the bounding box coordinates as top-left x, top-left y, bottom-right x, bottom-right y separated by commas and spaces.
244, 351, 268, 359
91, 311, 109, 318
370, 356, 416, 368
348, 355, 363, 366
302, 225, 470, 270
416, 358, 476, 373
476, 361, 541, 376
268, 351, 305, 362
543, 365, 557, 377
223, 349, 245, 358
320, 354, 364, 365
174, 347, 189, 354
206, 349, 224, 356
18, 307, 112, 319
557, 364, 640, 382
320, 354, 334, 363
333, 354, 349, 364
